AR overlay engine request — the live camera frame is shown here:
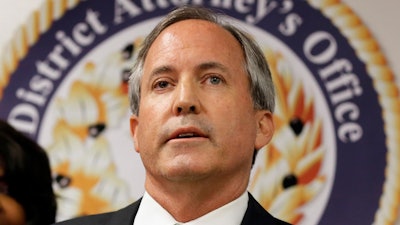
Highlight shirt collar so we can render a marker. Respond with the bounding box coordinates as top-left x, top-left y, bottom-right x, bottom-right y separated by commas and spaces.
133, 191, 248, 225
